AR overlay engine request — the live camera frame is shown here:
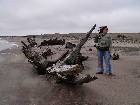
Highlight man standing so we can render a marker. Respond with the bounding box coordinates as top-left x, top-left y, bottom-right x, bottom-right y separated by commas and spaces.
94, 26, 112, 75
